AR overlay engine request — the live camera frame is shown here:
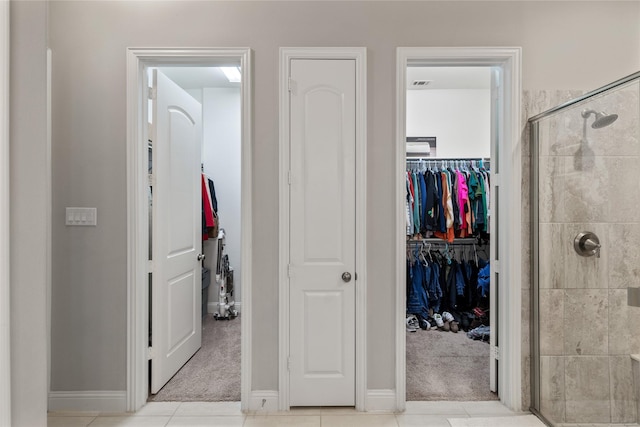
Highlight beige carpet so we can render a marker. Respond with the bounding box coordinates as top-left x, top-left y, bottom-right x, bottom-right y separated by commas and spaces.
406, 328, 498, 401
148, 314, 241, 402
